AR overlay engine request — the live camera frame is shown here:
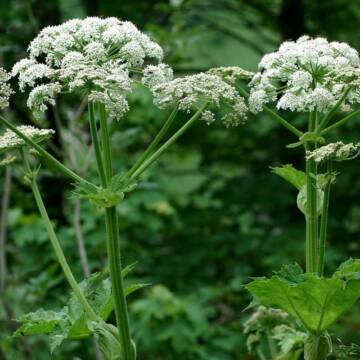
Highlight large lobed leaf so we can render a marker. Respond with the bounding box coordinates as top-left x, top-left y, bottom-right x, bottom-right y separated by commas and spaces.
245, 260, 360, 333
